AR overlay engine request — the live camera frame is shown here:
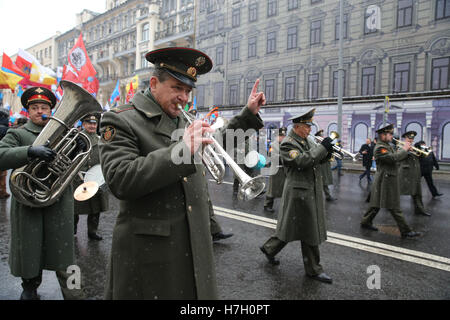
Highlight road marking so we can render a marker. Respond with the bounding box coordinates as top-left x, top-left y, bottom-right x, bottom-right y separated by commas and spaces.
213, 206, 450, 272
